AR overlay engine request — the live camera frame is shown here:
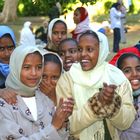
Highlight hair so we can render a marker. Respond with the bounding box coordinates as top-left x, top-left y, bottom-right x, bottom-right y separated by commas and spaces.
117, 53, 140, 69
112, 2, 121, 9
44, 53, 62, 72
52, 20, 67, 31
79, 30, 100, 43
1, 33, 16, 47
59, 38, 78, 49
